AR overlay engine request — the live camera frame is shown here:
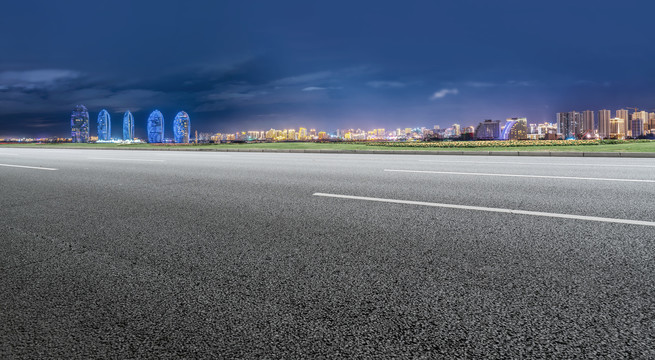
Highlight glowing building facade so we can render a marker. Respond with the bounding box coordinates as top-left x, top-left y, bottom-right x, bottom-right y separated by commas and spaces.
610, 117, 625, 139
123, 110, 135, 140
500, 118, 527, 140
147, 110, 164, 143
97, 109, 111, 141
71, 105, 89, 143
173, 111, 190, 143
